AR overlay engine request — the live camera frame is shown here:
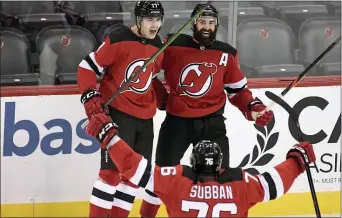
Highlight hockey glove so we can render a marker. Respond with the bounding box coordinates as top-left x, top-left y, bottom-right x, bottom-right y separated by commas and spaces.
246, 100, 274, 126
81, 89, 109, 119
286, 142, 316, 173
87, 113, 119, 149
